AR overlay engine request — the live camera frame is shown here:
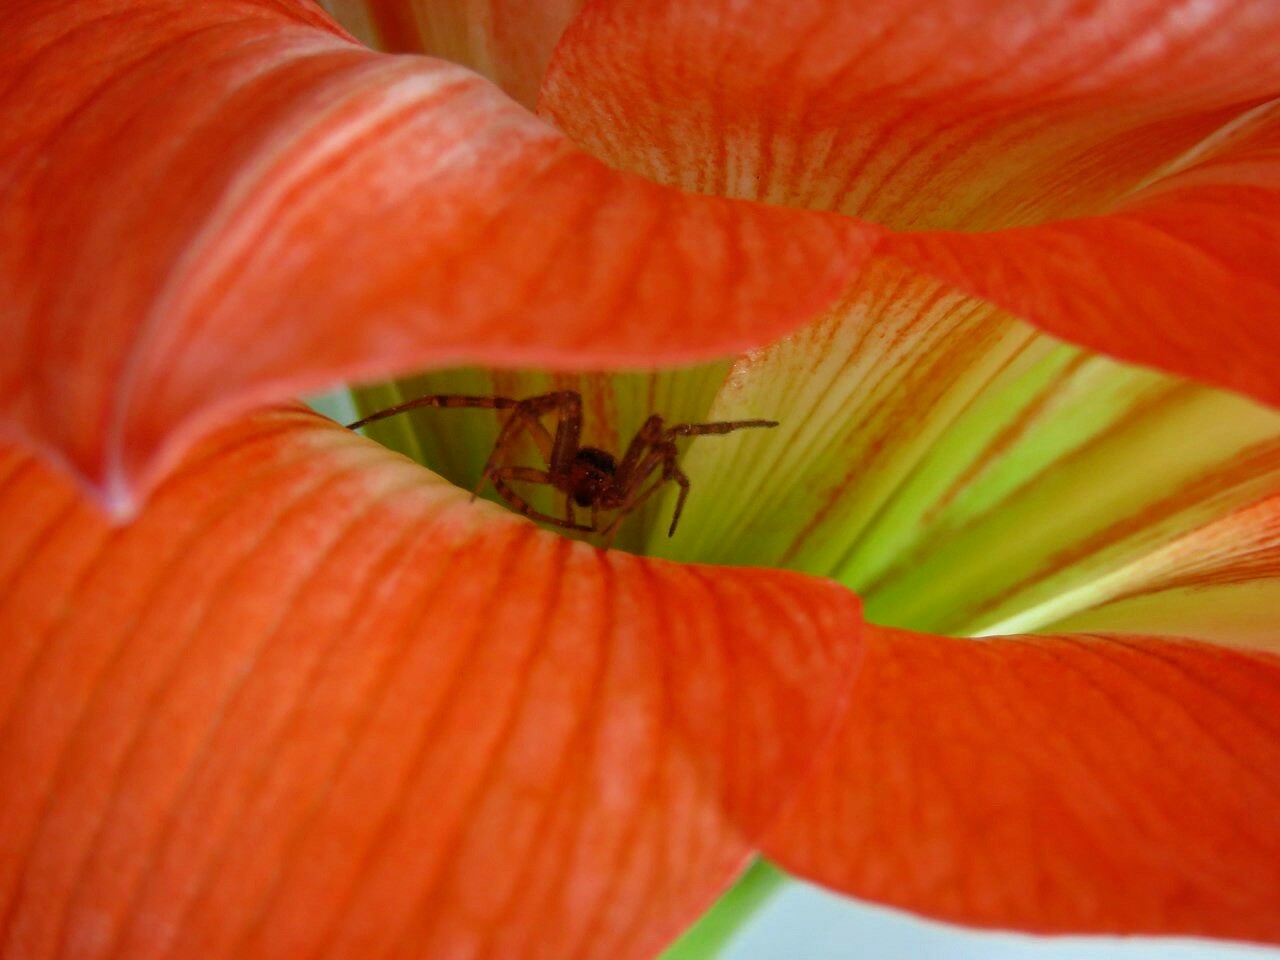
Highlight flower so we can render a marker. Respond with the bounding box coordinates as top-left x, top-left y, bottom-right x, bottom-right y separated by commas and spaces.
1, 2, 1279, 959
